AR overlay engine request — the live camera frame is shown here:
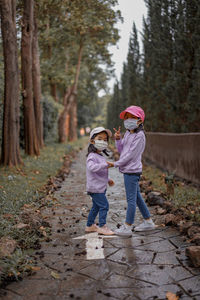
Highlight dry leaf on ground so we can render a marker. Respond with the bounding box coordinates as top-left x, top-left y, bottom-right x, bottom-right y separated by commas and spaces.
31, 266, 41, 271
51, 271, 60, 279
166, 292, 179, 300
